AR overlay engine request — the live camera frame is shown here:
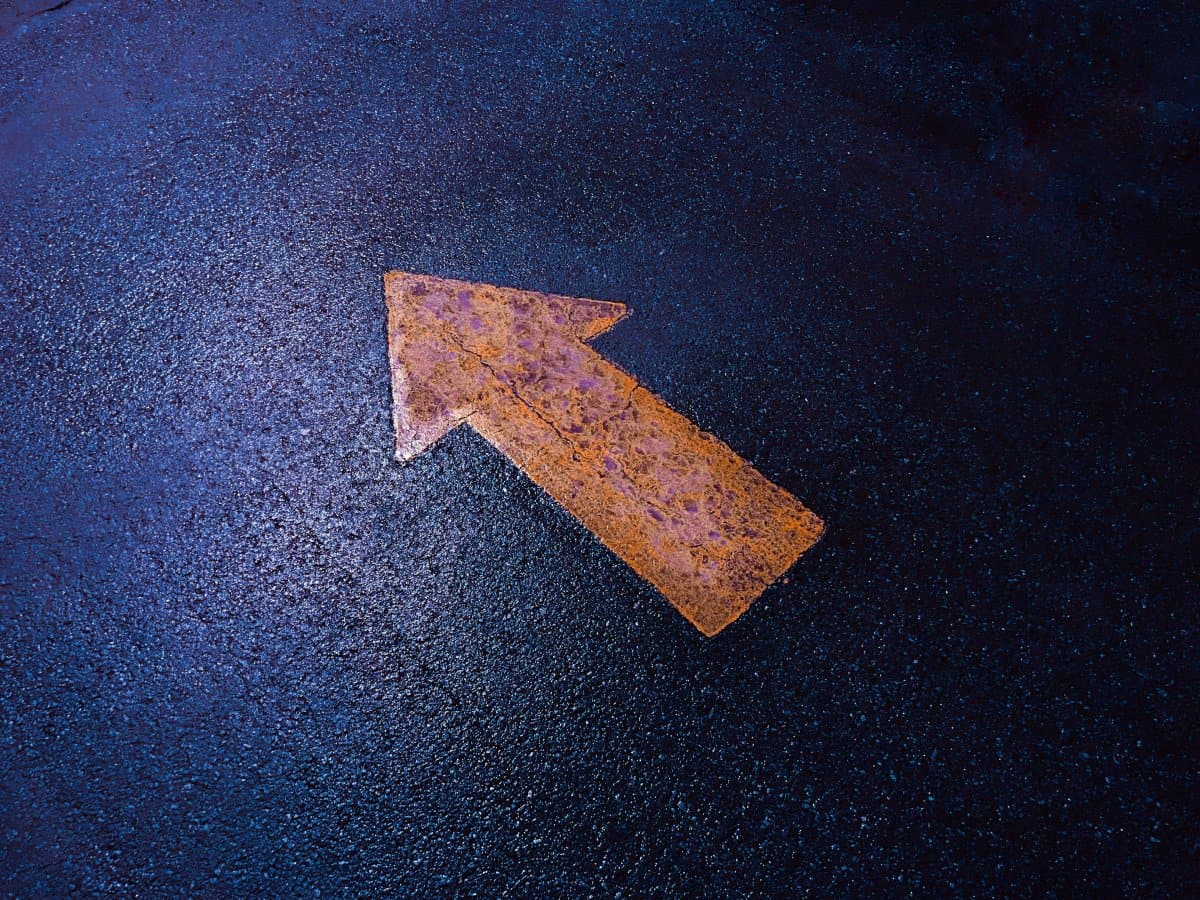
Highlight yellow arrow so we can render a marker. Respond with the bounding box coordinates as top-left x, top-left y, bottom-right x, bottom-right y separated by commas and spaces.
384, 271, 824, 636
